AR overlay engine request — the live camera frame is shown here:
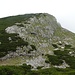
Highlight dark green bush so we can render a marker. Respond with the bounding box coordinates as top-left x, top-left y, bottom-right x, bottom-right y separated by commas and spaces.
65, 44, 72, 49
46, 54, 63, 65
54, 50, 69, 58
0, 52, 7, 57
54, 50, 75, 69
45, 60, 50, 63
37, 66, 43, 69
30, 45, 36, 50
52, 44, 58, 48
0, 31, 29, 57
